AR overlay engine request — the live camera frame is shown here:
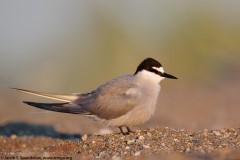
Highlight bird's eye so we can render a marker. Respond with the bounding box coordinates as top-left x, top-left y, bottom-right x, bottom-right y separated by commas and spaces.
149, 68, 160, 75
